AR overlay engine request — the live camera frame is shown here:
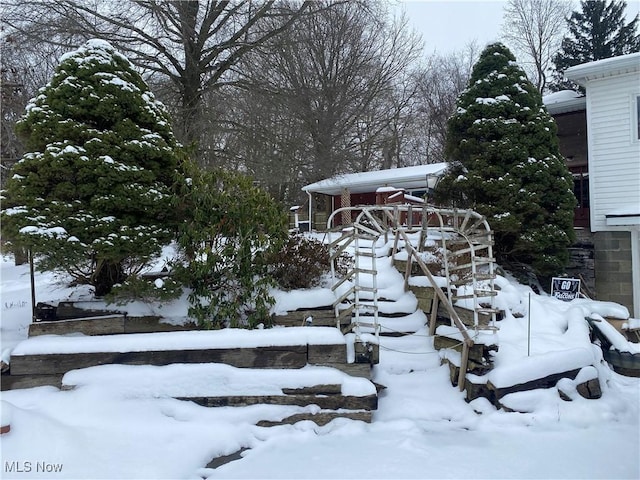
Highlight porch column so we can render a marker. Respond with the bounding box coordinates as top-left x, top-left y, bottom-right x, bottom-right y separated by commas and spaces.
341, 188, 351, 226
